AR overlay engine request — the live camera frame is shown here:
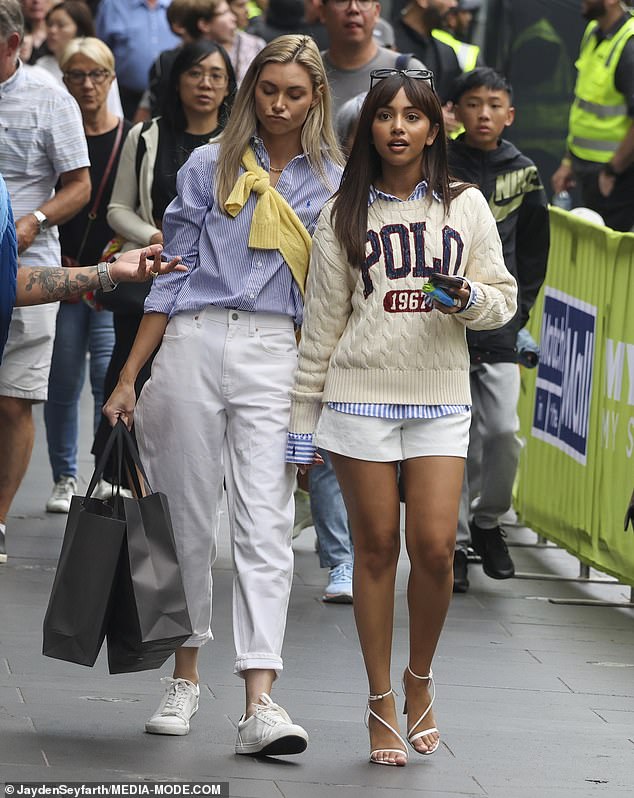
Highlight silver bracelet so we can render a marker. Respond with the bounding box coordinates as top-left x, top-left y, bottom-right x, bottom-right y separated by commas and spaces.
97, 260, 117, 292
